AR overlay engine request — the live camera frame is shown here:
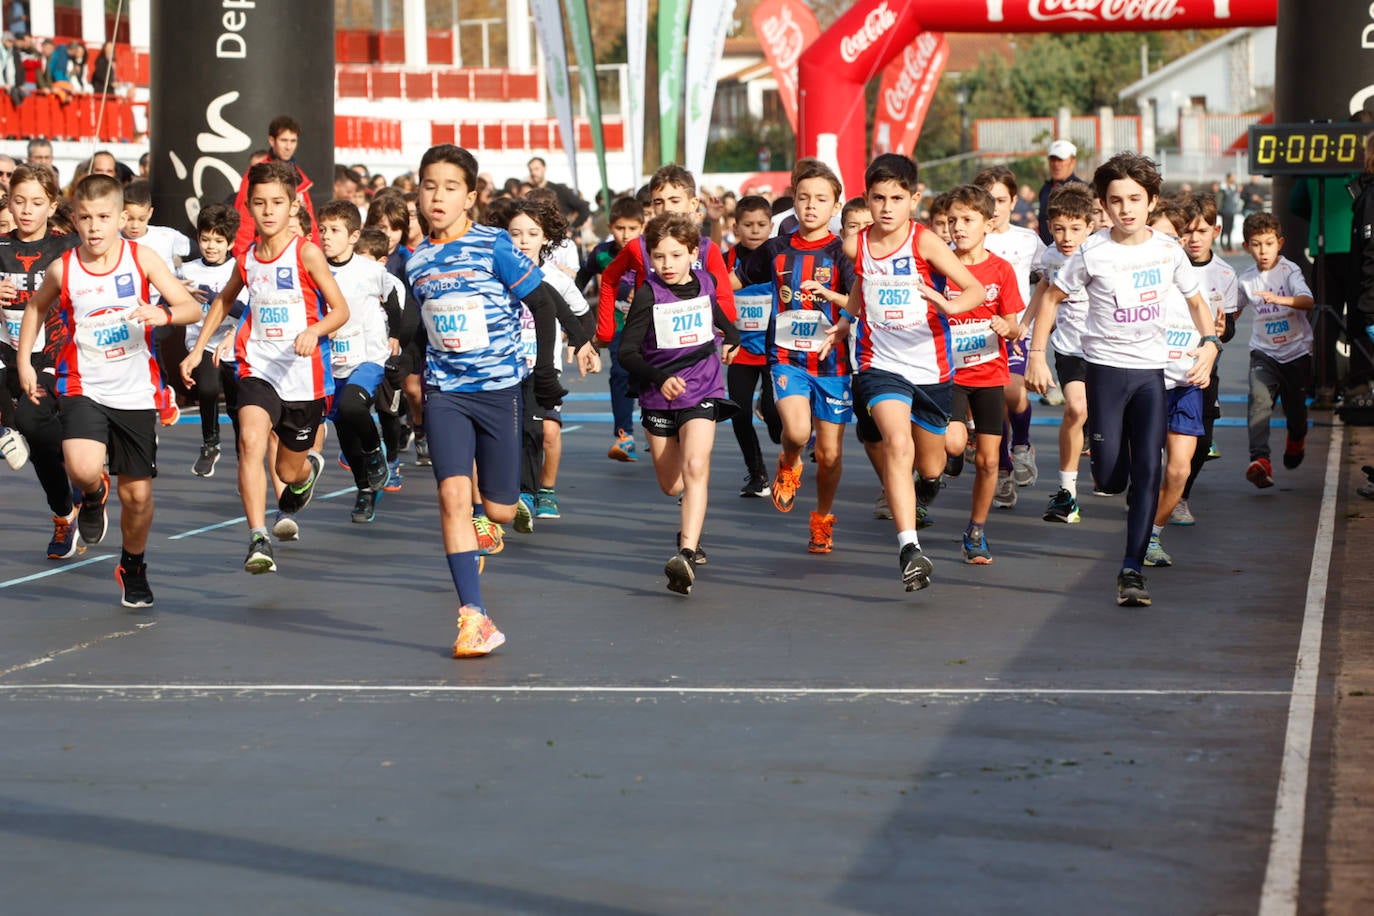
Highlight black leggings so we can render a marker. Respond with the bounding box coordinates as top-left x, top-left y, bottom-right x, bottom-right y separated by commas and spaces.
2, 364, 72, 516
191, 352, 241, 448
726, 361, 781, 476
333, 382, 383, 489
1086, 362, 1166, 571
1181, 365, 1221, 501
